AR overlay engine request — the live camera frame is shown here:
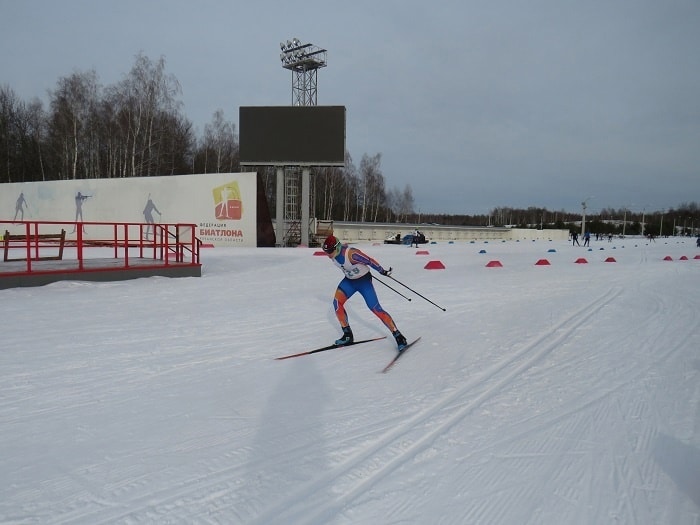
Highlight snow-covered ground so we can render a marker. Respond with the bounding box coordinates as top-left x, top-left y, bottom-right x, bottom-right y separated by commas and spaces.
1, 236, 699, 524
